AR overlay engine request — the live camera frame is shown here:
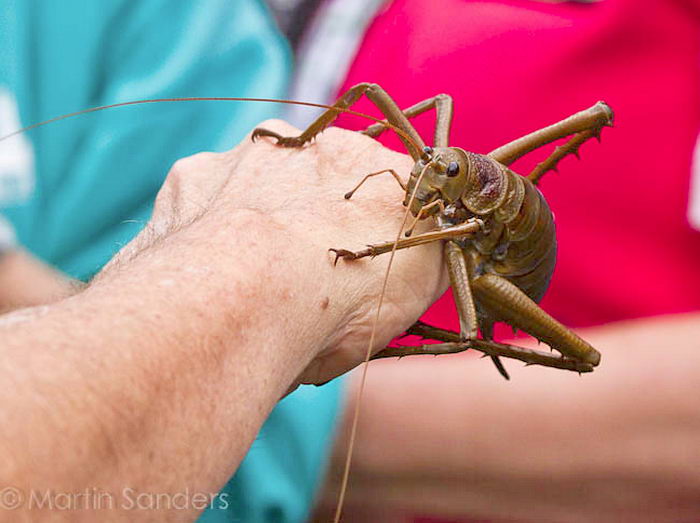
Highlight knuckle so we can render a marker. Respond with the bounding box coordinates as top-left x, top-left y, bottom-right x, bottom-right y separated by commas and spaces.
153, 184, 174, 212
320, 126, 346, 139
169, 152, 219, 177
